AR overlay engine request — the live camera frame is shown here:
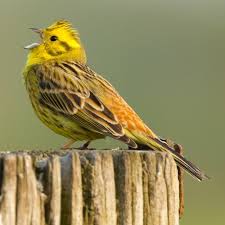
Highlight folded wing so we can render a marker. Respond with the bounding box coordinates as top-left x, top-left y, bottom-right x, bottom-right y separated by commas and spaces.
35, 62, 137, 148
